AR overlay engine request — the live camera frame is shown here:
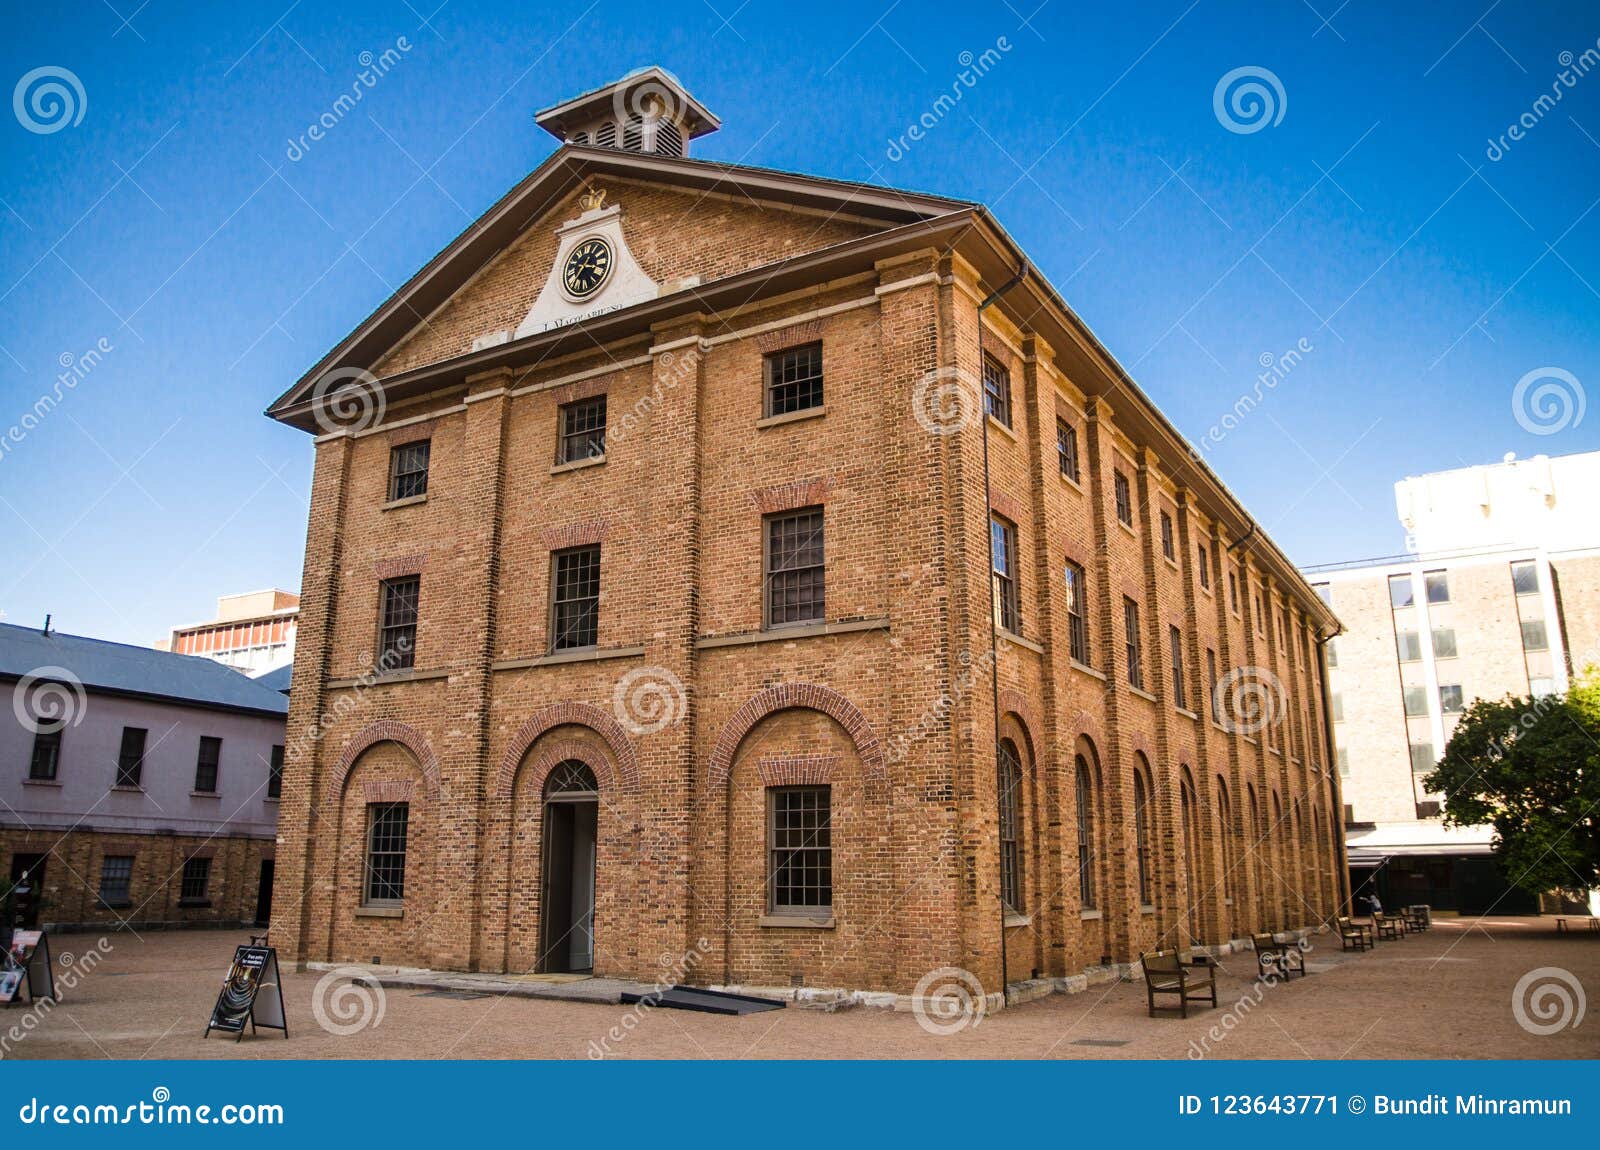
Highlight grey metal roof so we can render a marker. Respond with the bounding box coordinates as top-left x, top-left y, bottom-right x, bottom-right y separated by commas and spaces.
253, 663, 292, 695
0, 622, 289, 716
